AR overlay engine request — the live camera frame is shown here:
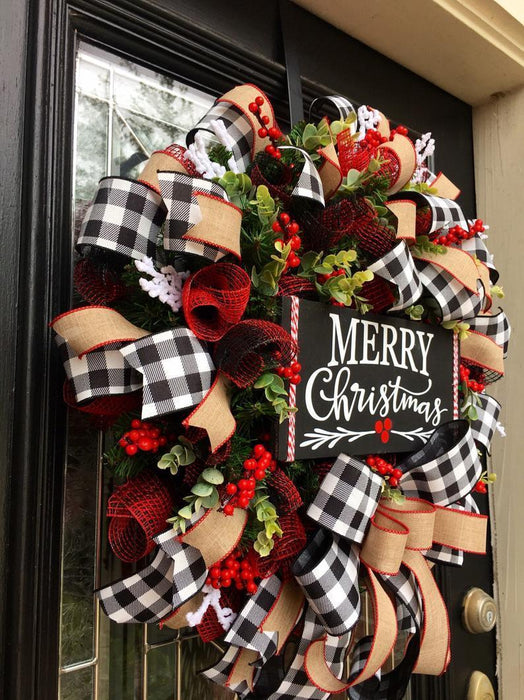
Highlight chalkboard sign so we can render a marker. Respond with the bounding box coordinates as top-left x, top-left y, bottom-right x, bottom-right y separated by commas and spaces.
278, 297, 458, 461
